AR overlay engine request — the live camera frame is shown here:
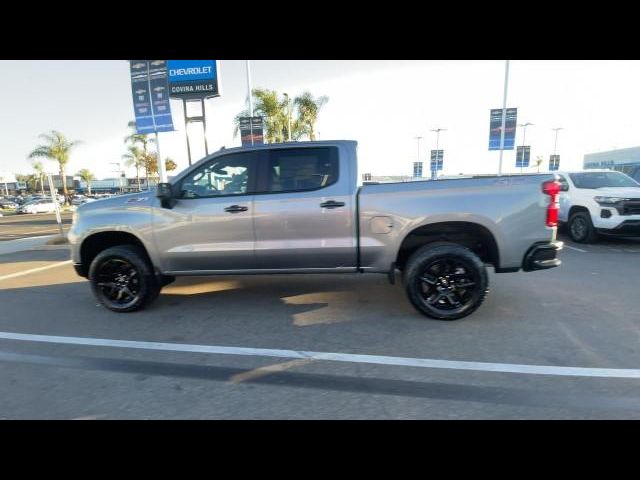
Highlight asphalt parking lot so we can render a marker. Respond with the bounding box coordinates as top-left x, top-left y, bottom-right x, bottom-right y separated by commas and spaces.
0, 223, 639, 418
0, 212, 73, 241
